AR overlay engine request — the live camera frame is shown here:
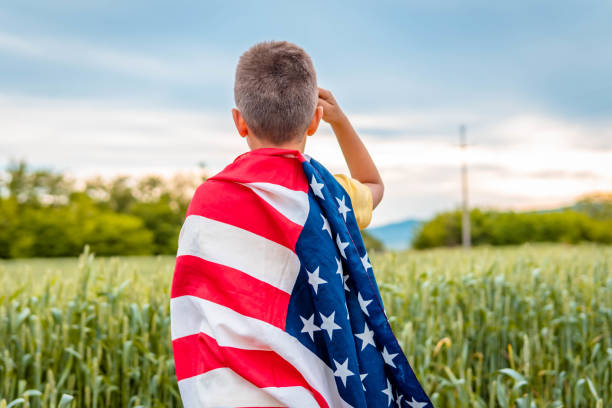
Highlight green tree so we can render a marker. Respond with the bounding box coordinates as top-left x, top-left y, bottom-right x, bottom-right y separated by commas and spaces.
574, 192, 612, 220
413, 208, 612, 249
129, 196, 183, 254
